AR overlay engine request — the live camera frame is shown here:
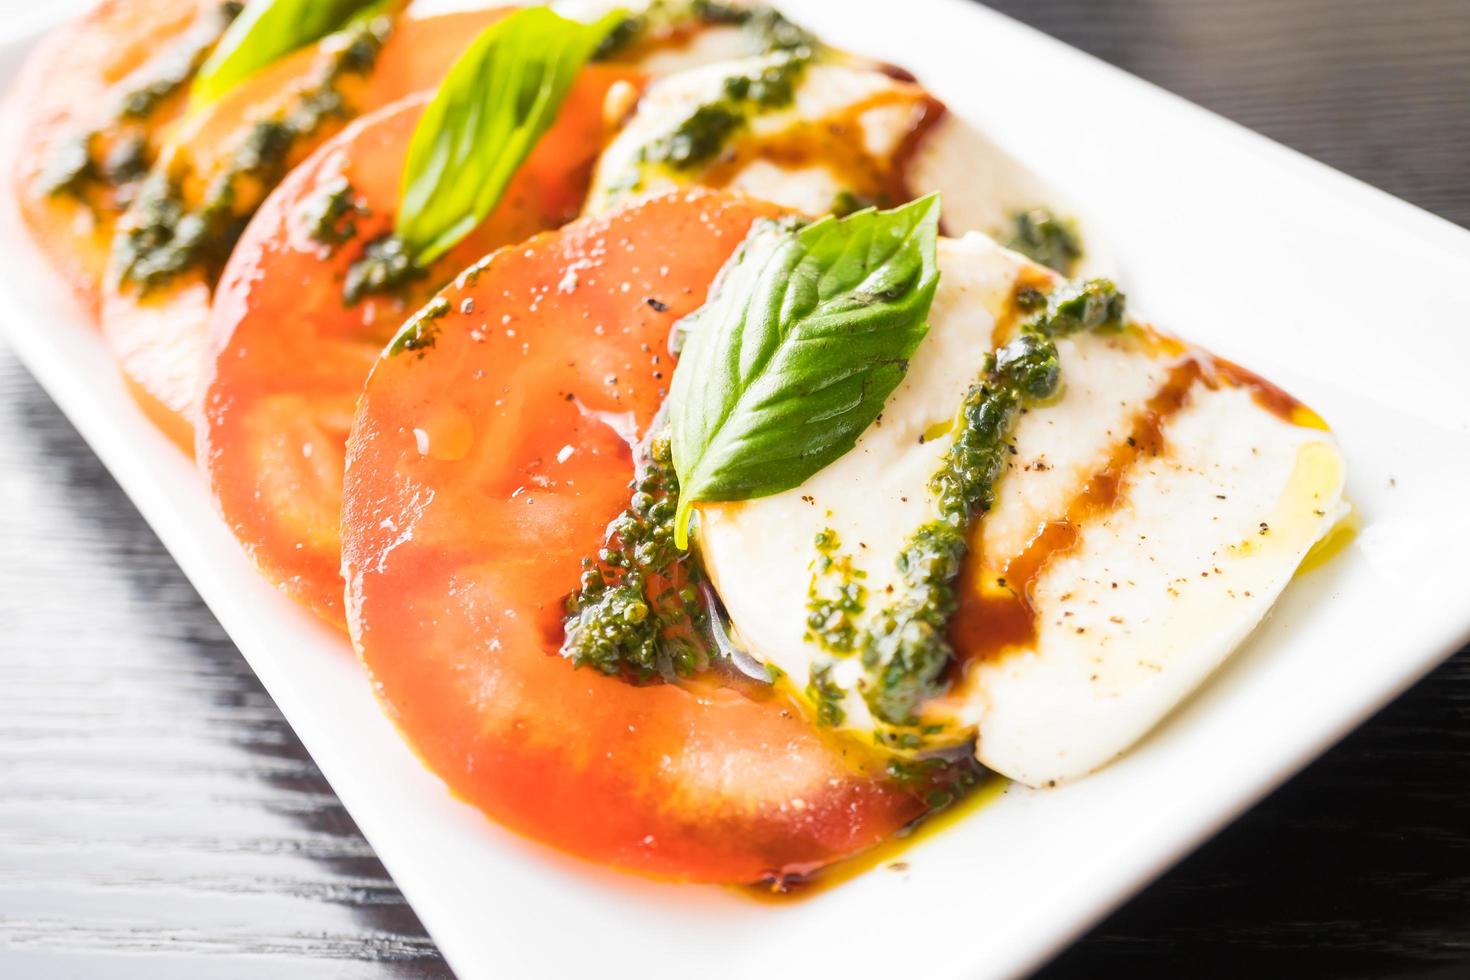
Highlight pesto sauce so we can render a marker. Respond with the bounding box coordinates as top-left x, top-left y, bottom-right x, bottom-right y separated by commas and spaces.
701, 0, 817, 54
1005, 207, 1084, 275
301, 176, 366, 249
858, 334, 1062, 731
885, 754, 984, 810
805, 661, 847, 727
788, 279, 1125, 740
640, 50, 811, 172
647, 104, 747, 172
300, 177, 421, 306
857, 279, 1126, 730
113, 15, 393, 292
591, 14, 643, 61
805, 527, 867, 655
102, 135, 151, 187
344, 233, 424, 304
562, 435, 712, 681
720, 55, 806, 108
36, 132, 97, 200
387, 295, 450, 357
1026, 277, 1126, 339
39, 2, 244, 200
120, 1, 246, 120
594, 0, 816, 63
